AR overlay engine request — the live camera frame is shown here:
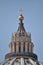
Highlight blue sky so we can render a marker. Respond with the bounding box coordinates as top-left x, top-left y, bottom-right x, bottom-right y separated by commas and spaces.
0, 0, 43, 63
